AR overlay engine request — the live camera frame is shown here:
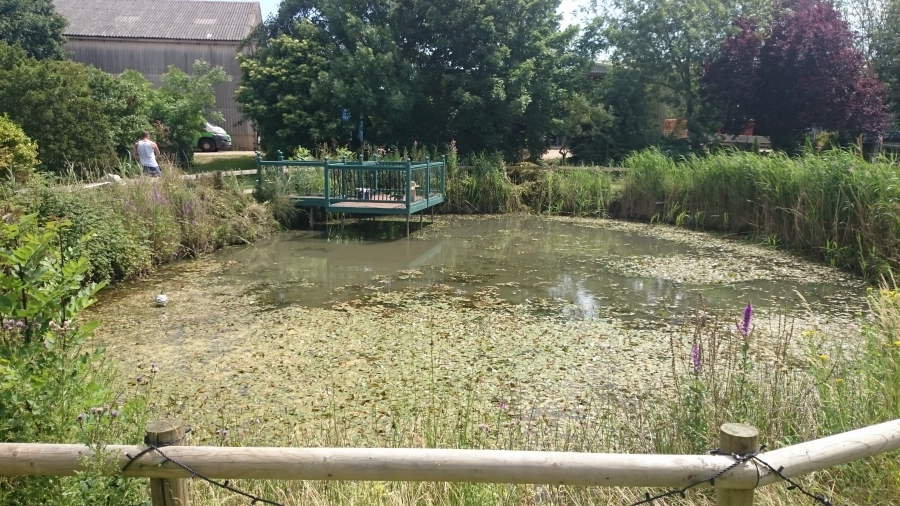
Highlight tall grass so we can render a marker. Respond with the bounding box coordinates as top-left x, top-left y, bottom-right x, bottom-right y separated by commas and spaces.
617, 149, 900, 277
443, 153, 612, 216
180, 290, 900, 505
4, 162, 276, 282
